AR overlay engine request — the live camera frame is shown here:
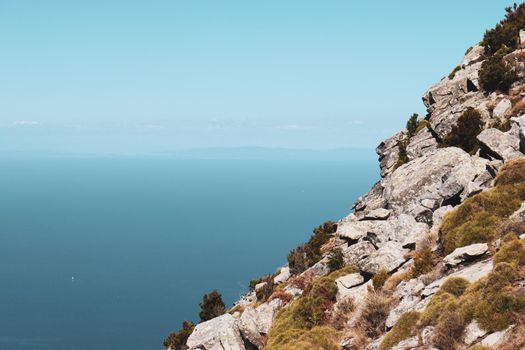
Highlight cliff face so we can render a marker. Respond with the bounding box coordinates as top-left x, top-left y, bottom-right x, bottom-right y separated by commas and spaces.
168, 6, 525, 350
